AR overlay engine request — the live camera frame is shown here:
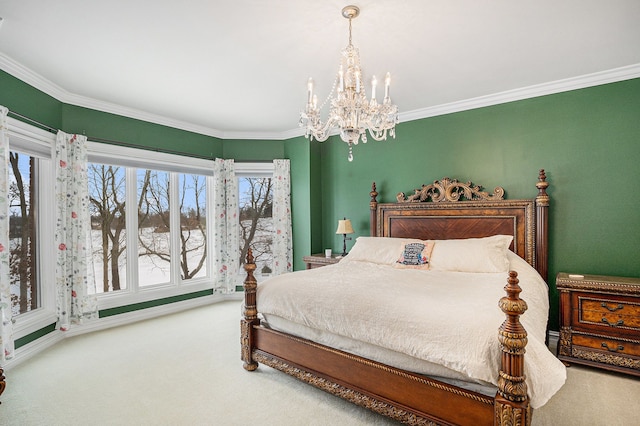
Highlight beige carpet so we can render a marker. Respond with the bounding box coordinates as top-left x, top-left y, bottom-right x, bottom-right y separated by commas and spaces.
2, 301, 639, 425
